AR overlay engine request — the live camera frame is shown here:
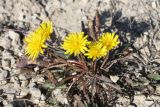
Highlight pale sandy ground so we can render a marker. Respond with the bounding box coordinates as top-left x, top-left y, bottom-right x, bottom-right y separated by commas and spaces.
0, 0, 160, 107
